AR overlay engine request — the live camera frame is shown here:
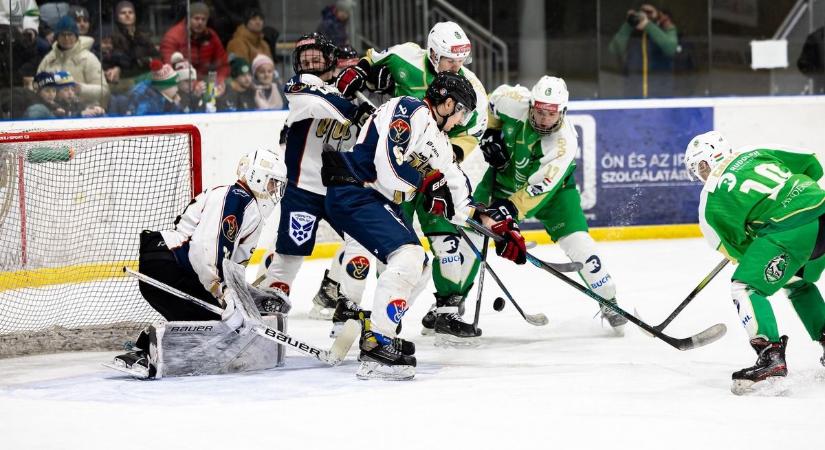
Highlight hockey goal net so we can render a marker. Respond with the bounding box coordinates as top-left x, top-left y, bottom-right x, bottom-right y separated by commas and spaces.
0, 125, 201, 357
